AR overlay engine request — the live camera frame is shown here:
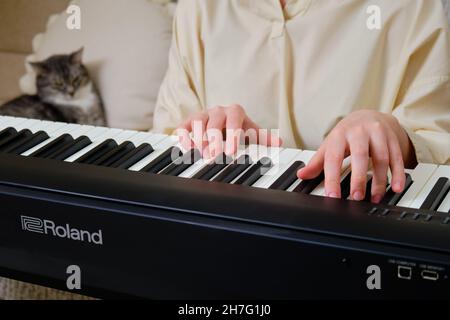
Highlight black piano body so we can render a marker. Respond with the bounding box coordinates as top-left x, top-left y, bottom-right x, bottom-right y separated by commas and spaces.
0, 153, 449, 299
